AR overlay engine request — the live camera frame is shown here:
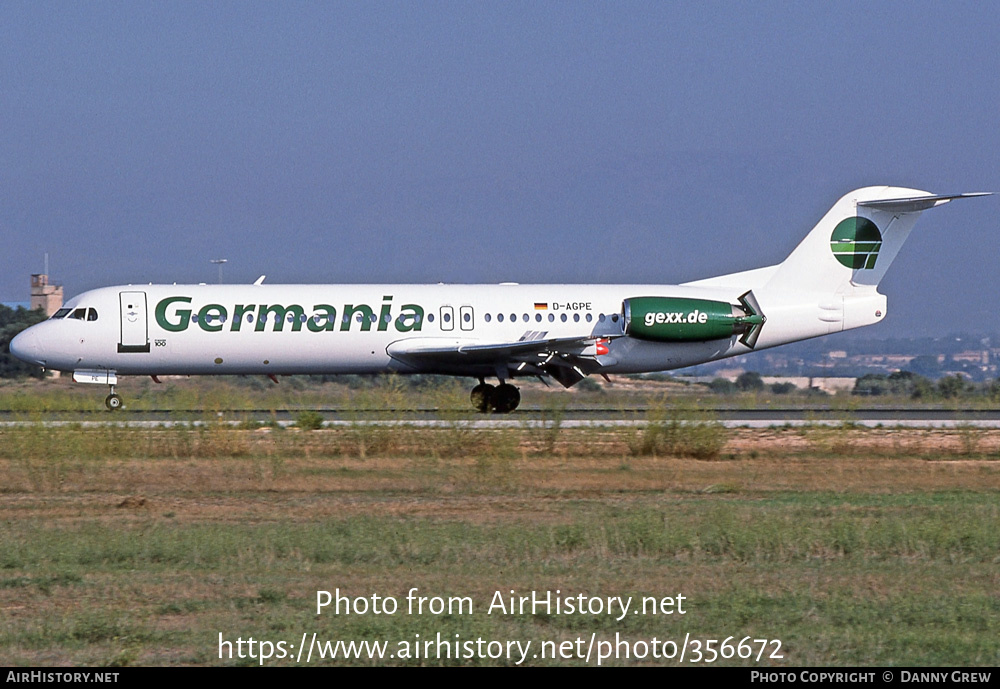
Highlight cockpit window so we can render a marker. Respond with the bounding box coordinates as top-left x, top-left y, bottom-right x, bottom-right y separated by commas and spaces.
65, 307, 98, 321
51, 308, 71, 319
